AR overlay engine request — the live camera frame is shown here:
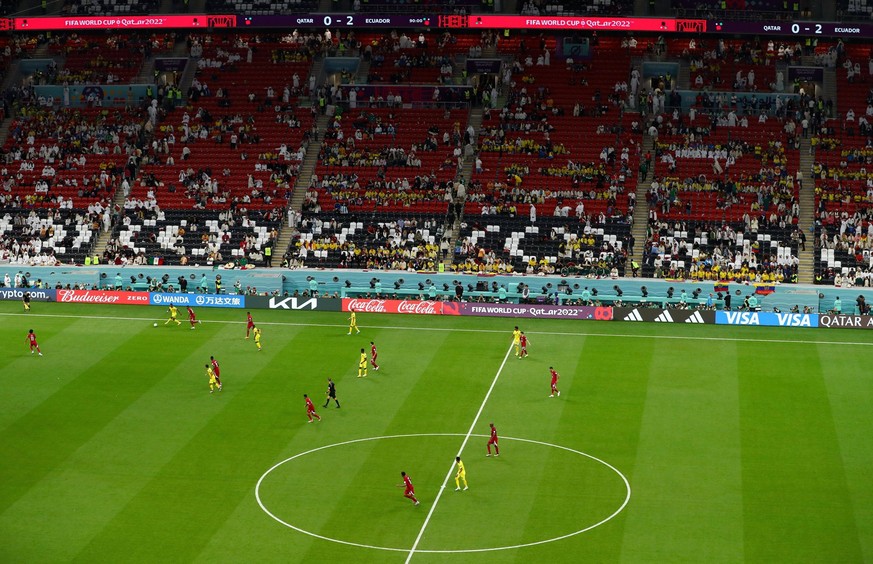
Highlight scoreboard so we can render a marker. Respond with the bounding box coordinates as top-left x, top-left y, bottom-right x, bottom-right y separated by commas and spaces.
4, 13, 873, 38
